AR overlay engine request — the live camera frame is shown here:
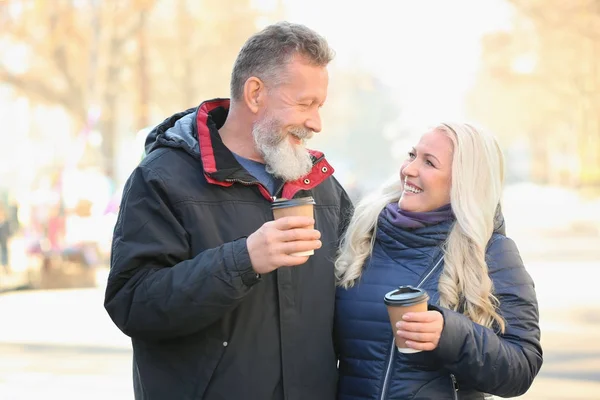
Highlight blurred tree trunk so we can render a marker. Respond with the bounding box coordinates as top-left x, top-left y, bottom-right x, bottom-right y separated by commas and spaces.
137, 7, 150, 130
151, 0, 259, 113
100, 7, 121, 180
177, 0, 195, 108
